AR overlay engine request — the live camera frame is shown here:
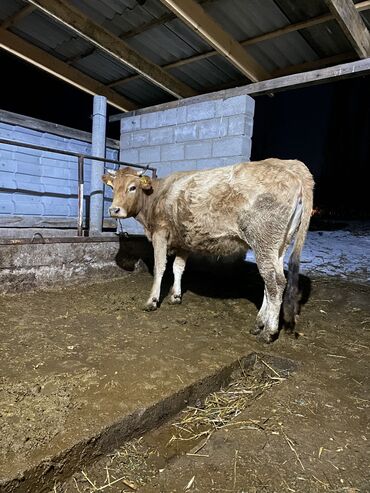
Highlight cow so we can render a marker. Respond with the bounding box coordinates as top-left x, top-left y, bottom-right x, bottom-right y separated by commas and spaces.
102, 159, 314, 343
